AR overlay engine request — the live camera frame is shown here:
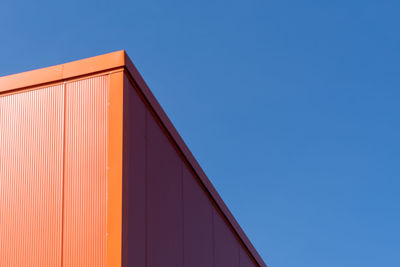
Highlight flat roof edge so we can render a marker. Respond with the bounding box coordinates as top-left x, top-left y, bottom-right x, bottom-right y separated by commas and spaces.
0, 50, 126, 93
